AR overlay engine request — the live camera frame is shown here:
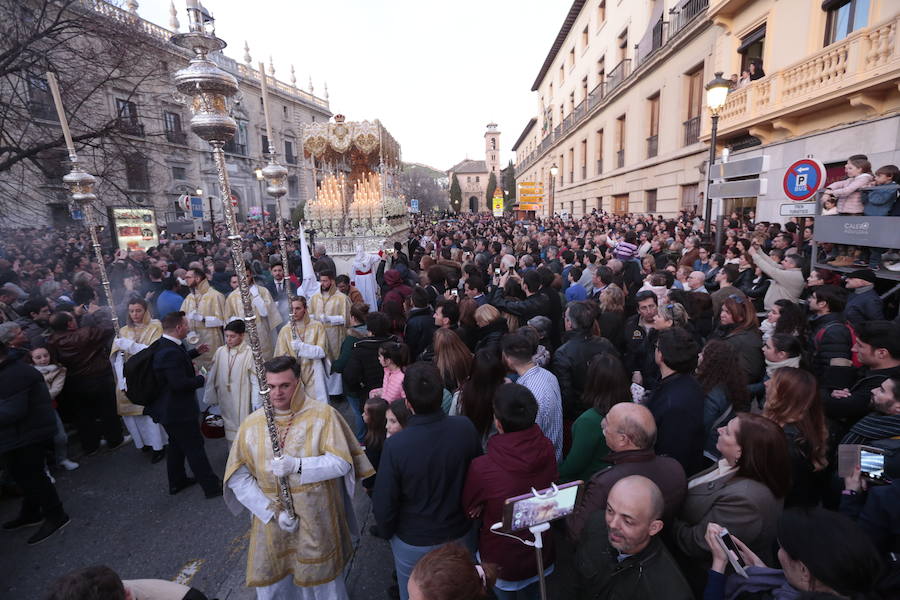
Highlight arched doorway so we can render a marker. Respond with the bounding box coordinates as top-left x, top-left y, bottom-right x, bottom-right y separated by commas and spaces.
468, 196, 478, 213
